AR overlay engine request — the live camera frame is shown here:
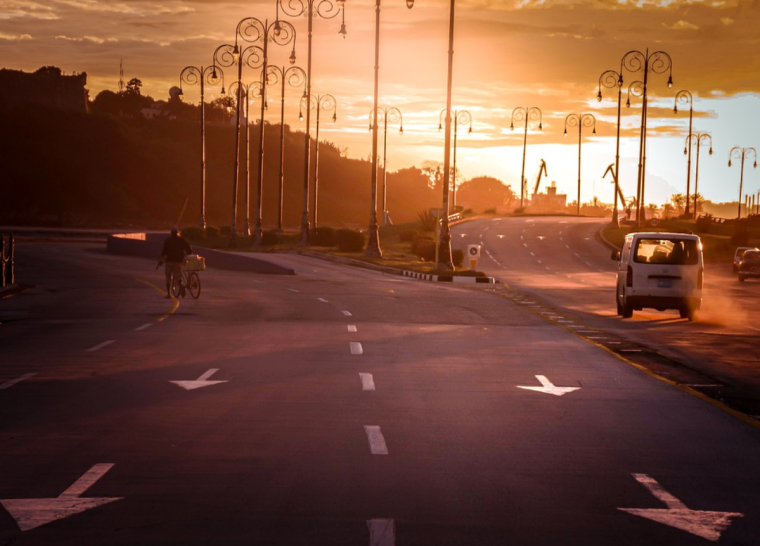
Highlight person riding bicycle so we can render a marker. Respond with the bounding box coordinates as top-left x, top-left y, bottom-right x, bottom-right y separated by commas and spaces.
158, 227, 193, 298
